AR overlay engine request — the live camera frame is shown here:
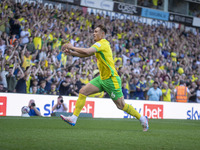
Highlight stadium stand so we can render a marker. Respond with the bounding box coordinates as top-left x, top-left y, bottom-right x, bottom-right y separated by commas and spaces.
0, 0, 200, 102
